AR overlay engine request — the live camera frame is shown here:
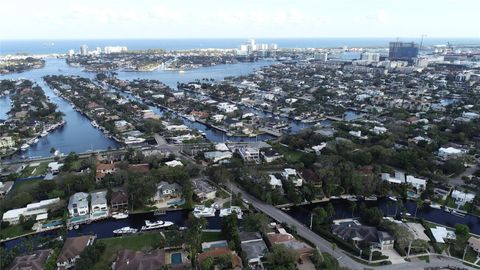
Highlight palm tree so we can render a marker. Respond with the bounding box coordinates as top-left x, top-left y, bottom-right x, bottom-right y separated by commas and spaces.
349, 201, 357, 218
415, 199, 424, 218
